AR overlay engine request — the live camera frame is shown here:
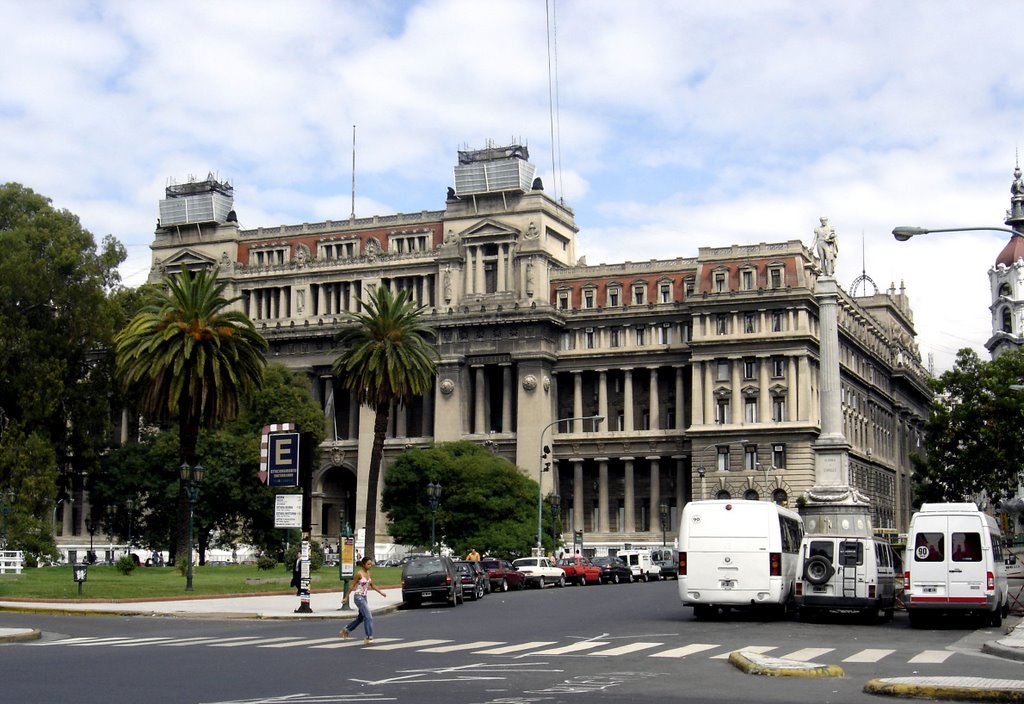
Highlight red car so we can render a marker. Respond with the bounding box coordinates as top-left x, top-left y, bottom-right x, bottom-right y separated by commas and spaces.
557, 556, 602, 585
480, 557, 526, 592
